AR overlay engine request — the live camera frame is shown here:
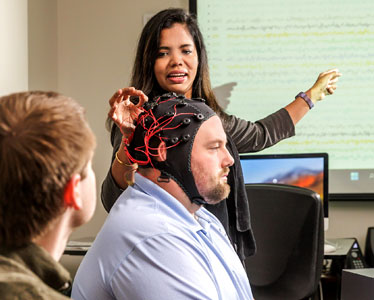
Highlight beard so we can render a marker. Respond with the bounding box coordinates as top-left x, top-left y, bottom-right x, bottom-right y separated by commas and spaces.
193, 166, 231, 205
203, 180, 231, 205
